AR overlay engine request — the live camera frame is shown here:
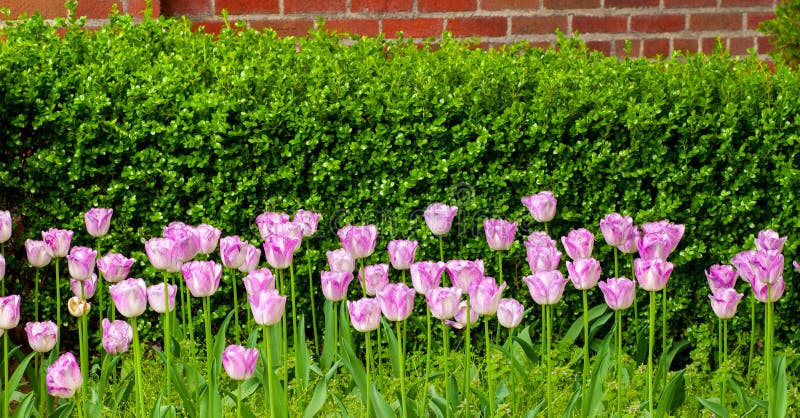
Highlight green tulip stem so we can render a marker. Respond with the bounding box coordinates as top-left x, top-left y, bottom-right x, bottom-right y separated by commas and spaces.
631, 255, 639, 346
163, 272, 172, 399
616, 309, 622, 416
442, 321, 451, 418
34, 269, 40, 322
236, 380, 242, 418
289, 262, 299, 392
55, 259, 61, 354
263, 325, 275, 418
541, 305, 546, 370
546, 304, 552, 418
232, 270, 240, 343
747, 297, 755, 382
582, 288, 589, 413
365, 330, 372, 416
766, 285, 773, 418
203, 296, 213, 409
508, 326, 517, 418
281, 271, 289, 397
439, 237, 447, 286
305, 241, 319, 354
464, 299, 472, 416
485, 318, 493, 418
96, 240, 104, 330
648, 291, 655, 416
0, 245, 4, 295
662, 286, 667, 364
424, 307, 432, 406
397, 321, 407, 418
722, 318, 728, 410
131, 316, 146, 418
718, 317, 723, 402
39, 353, 46, 416
333, 301, 339, 360
3, 331, 7, 418
79, 283, 89, 418
359, 259, 366, 297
